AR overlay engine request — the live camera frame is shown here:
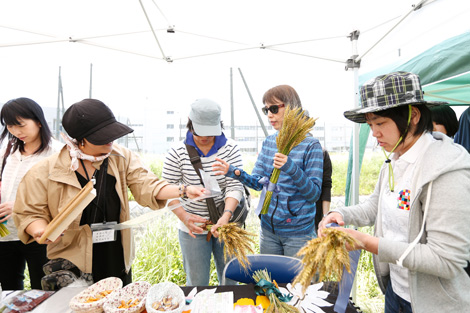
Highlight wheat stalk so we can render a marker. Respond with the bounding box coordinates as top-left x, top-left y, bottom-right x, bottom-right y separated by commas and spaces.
207, 223, 256, 271
0, 223, 9, 237
261, 106, 317, 214
292, 227, 360, 294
